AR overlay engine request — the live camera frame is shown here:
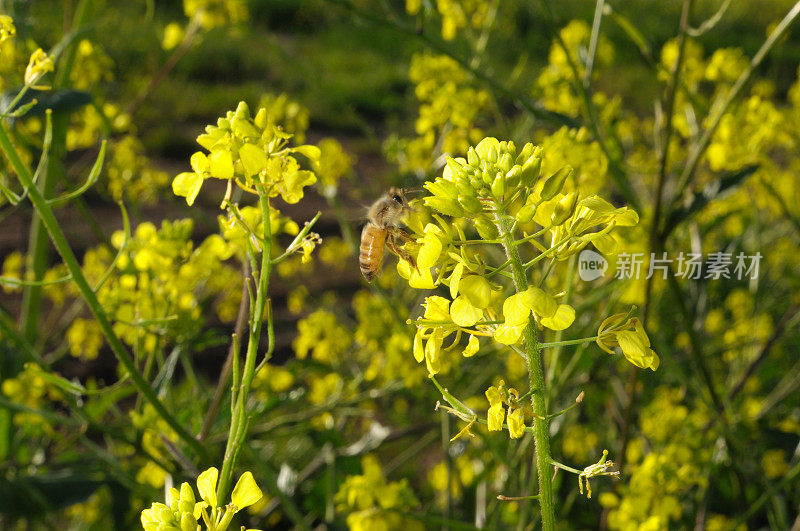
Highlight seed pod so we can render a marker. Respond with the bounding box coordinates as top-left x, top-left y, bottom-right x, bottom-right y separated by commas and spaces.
541, 165, 573, 201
